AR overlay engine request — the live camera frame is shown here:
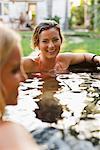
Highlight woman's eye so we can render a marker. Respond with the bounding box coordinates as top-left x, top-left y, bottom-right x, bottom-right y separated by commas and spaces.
12, 66, 20, 74
42, 40, 48, 43
52, 38, 59, 42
